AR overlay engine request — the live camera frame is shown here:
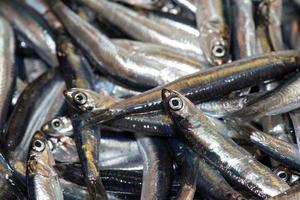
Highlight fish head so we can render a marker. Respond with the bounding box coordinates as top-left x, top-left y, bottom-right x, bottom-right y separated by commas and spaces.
161, 88, 200, 130
27, 131, 56, 177
42, 116, 73, 137
64, 88, 116, 113
210, 40, 230, 65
